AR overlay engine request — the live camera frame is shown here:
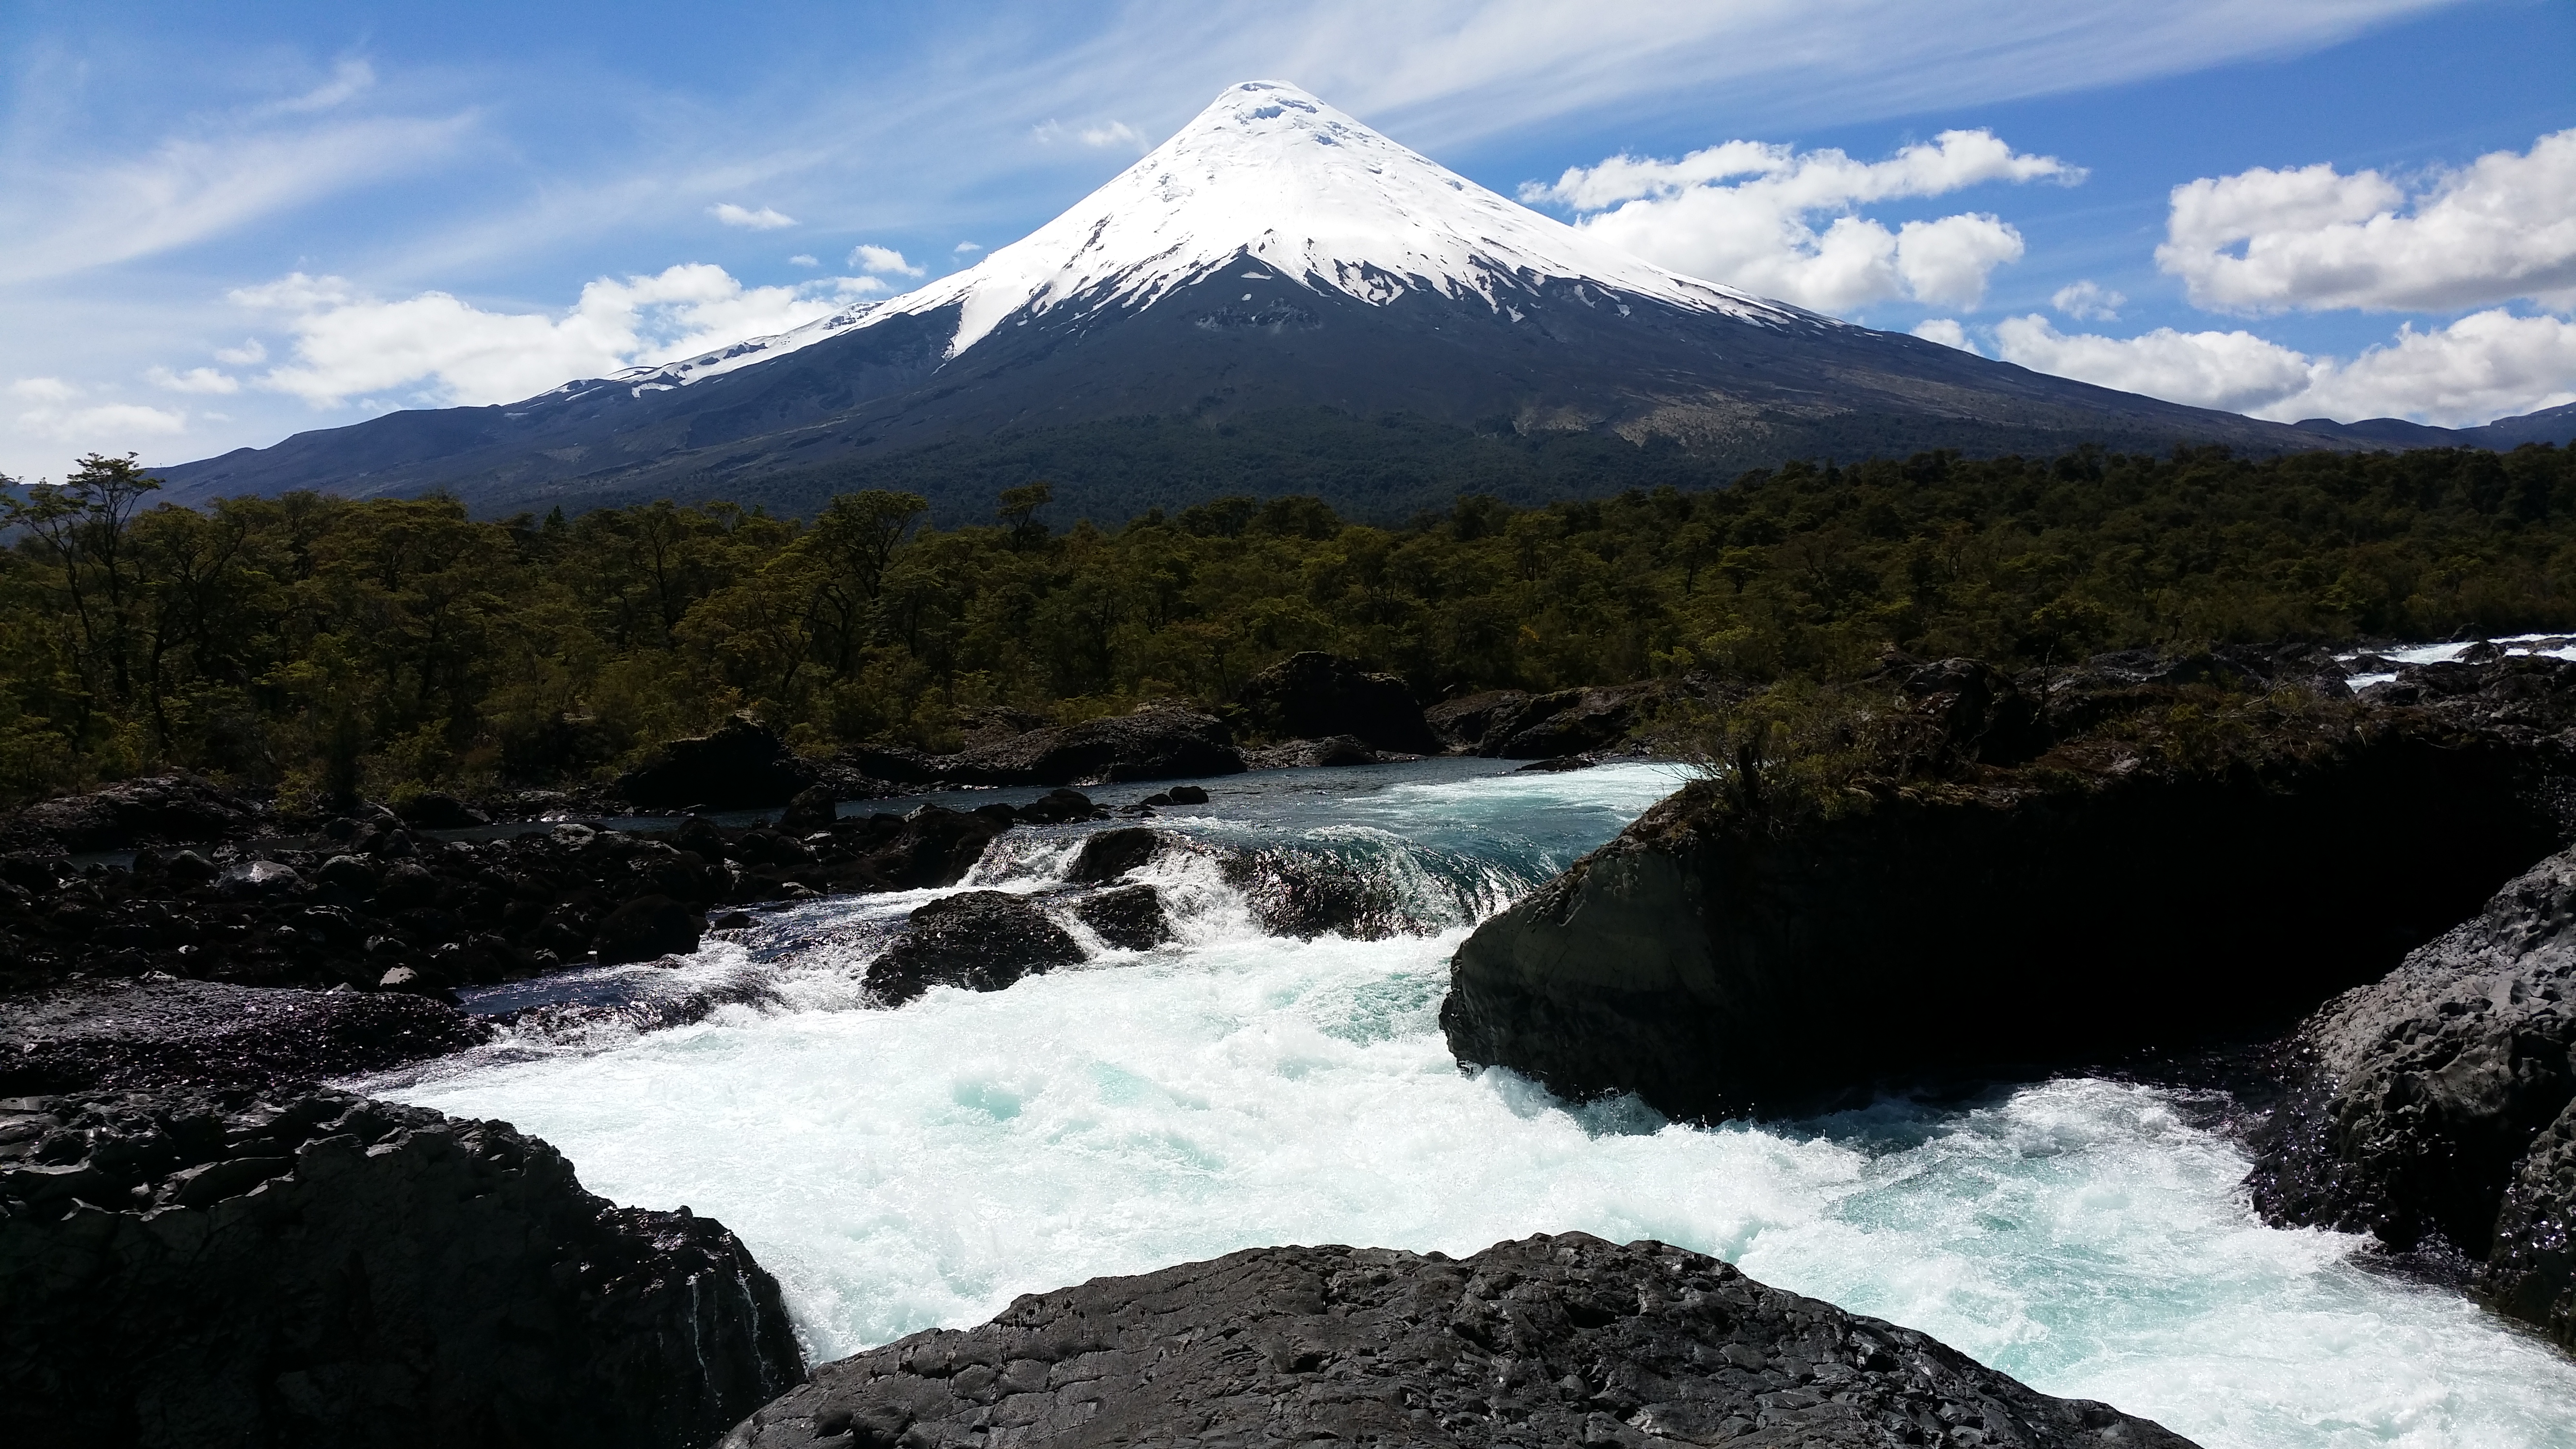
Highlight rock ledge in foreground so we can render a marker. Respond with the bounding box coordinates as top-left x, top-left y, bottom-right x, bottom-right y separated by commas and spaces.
1, 1085, 804, 1449
723, 1232, 2190, 1449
